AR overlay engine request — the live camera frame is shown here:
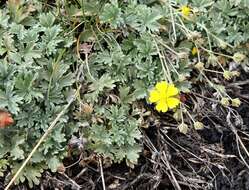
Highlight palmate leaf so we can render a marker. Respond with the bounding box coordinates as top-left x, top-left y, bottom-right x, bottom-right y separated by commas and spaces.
2, 32, 16, 53
89, 124, 112, 145
45, 61, 72, 83
0, 61, 15, 86
125, 119, 142, 145
21, 46, 42, 63
12, 163, 46, 188
15, 72, 43, 102
10, 135, 25, 160
40, 25, 63, 55
132, 80, 147, 100
10, 146, 24, 160
9, 23, 25, 41
136, 5, 162, 32
0, 3, 79, 187
125, 144, 141, 167
85, 74, 116, 103
133, 34, 157, 56
79, 0, 103, 16
0, 85, 23, 114
0, 132, 11, 158
89, 105, 142, 165
191, 0, 214, 7
99, 0, 123, 28
124, 3, 162, 32
0, 9, 9, 28
39, 12, 55, 28
47, 156, 60, 173
119, 86, 135, 104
